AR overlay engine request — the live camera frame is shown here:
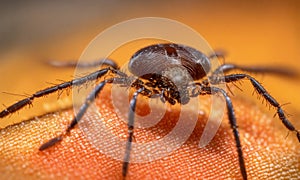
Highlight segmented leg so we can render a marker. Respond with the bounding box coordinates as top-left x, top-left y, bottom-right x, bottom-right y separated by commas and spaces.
208, 50, 226, 60
212, 73, 300, 142
39, 77, 122, 150
211, 63, 298, 77
122, 87, 144, 178
0, 68, 124, 119
46, 59, 119, 69
201, 86, 248, 180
